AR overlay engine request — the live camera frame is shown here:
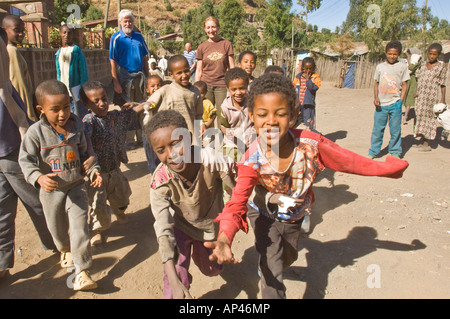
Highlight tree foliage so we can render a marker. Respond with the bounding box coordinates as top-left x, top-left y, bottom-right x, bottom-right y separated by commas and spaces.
297, 0, 322, 13
343, 0, 420, 54
262, 0, 293, 49
52, 0, 90, 25
217, 0, 245, 44
181, 0, 216, 47
84, 5, 104, 22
